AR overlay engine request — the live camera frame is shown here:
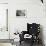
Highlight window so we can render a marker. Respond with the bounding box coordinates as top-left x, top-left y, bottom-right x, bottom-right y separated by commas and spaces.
0, 3, 8, 31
